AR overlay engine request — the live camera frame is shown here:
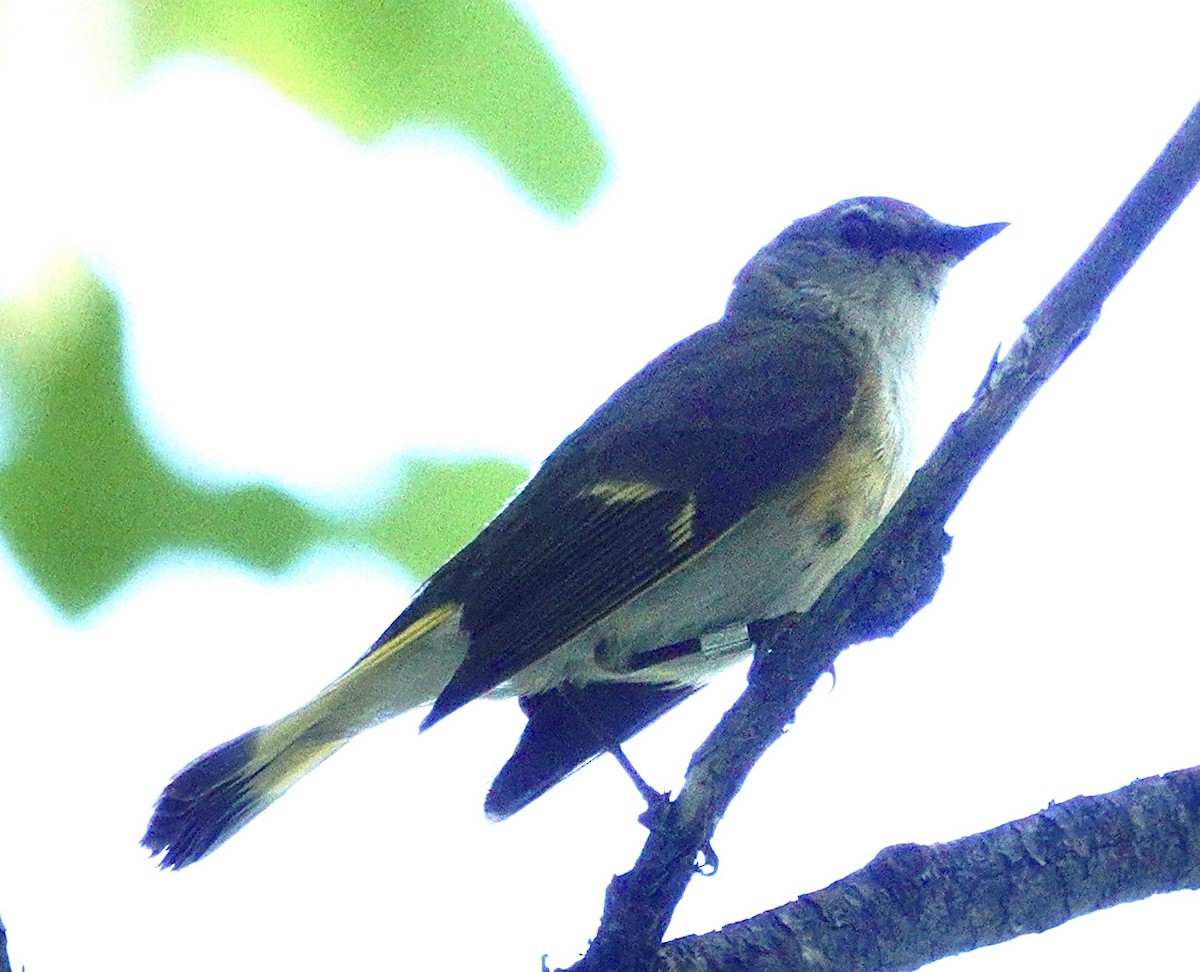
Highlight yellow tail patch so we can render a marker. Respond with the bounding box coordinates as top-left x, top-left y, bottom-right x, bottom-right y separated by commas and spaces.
349, 602, 459, 680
